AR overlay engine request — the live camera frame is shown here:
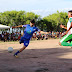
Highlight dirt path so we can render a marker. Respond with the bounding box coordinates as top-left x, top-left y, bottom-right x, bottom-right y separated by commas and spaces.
0, 39, 72, 72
